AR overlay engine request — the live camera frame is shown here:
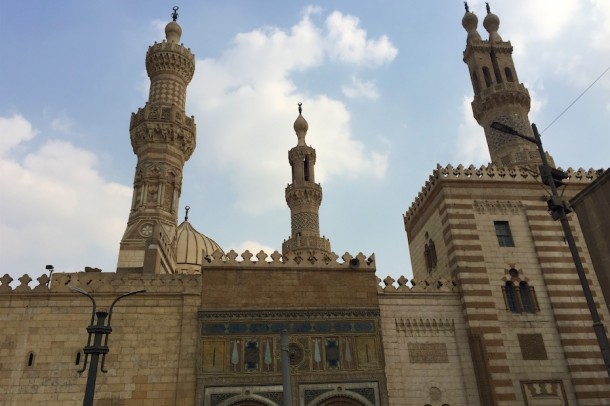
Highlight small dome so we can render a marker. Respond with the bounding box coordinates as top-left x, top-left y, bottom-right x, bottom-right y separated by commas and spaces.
483, 10, 502, 42
462, 11, 478, 31
174, 219, 224, 274
165, 21, 182, 43
294, 103, 308, 146
462, 11, 482, 43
